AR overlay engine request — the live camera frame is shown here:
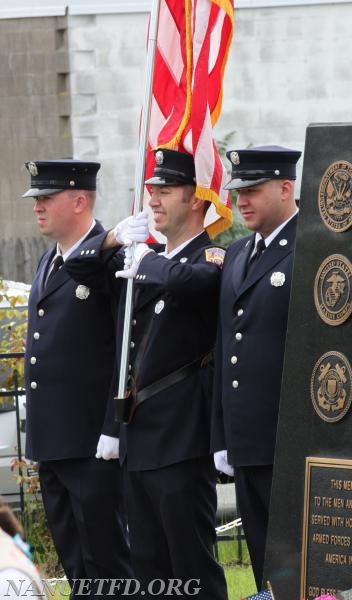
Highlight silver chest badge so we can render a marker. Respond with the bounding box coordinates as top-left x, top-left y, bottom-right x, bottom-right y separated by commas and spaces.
270, 272, 285, 287
75, 285, 90, 300
155, 300, 165, 314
